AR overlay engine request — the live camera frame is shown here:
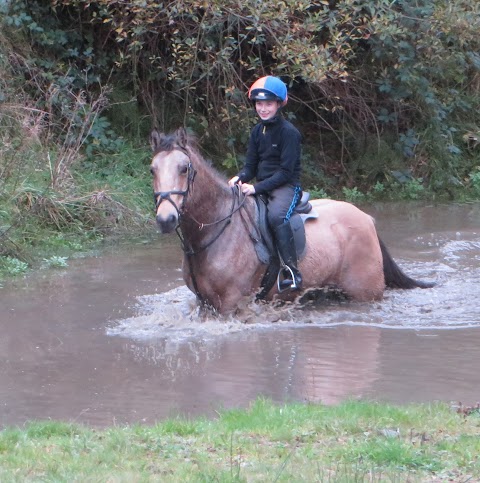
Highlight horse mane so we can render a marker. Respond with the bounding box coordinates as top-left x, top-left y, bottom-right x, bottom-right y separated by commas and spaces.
151, 130, 199, 156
